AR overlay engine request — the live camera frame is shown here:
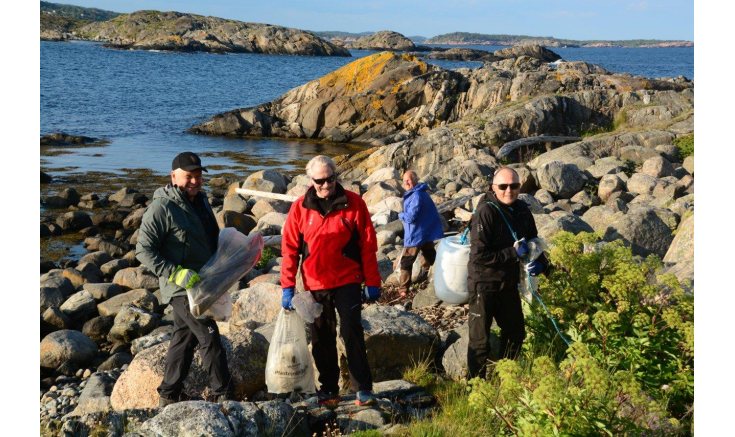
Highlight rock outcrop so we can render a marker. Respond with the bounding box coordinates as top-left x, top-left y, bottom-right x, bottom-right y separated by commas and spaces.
348, 30, 416, 51
70, 10, 350, 56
